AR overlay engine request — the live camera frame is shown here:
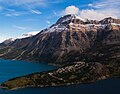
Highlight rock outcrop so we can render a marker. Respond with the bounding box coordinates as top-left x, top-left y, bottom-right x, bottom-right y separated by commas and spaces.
1, 62, 110, 90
